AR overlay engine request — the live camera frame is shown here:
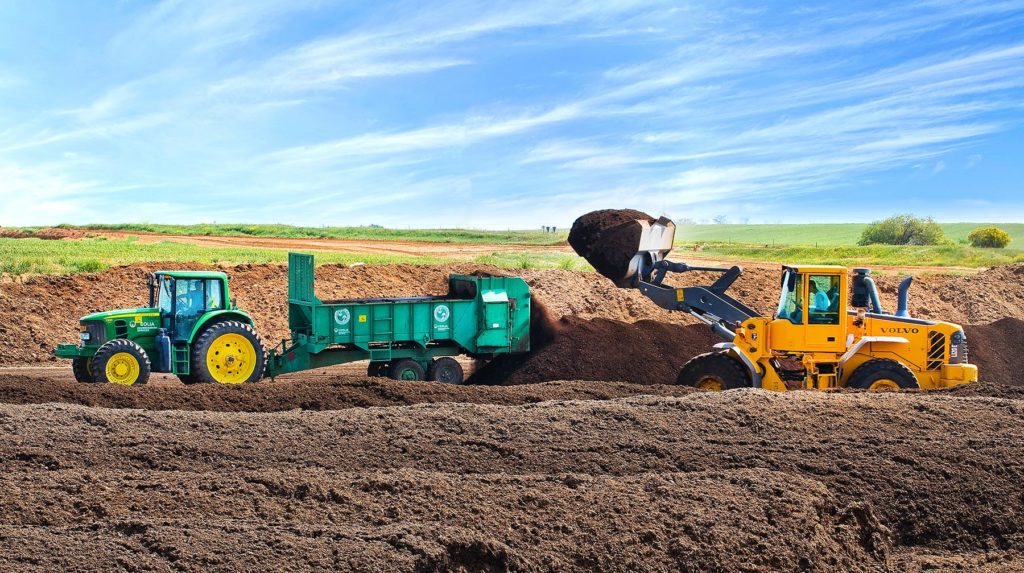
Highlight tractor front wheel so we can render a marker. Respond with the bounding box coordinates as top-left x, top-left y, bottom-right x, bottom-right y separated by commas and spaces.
72, 357, 95, 384
677, 351, 749, 391
190, 321, 267, 384
92, 340, 151, 386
